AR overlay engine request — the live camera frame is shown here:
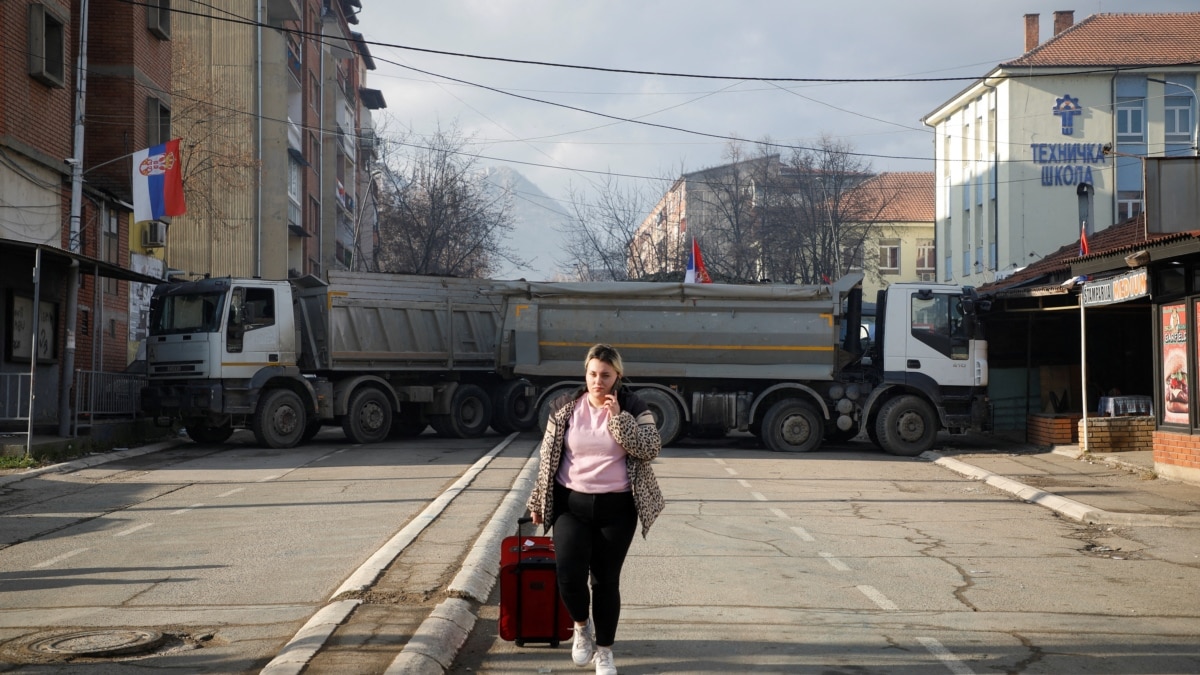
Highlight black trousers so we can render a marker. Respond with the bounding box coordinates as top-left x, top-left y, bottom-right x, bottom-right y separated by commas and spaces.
551, 481, 638, 647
